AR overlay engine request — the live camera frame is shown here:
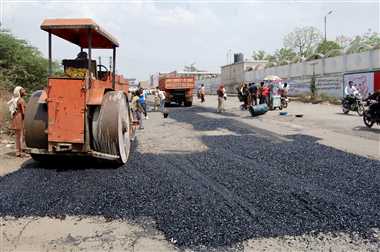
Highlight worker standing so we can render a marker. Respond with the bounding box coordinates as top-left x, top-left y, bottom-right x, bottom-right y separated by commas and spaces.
8, 86, 26, 157
248, 82, 258, 106
217, 84, 227, 113
242, 83, 249, 109
158, 87, 166, 113
131, 90, 144, 130
259, 82, 269, 105
200, 84, 206, 103
139, 88, 149, 119
153, 88, 160, 111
